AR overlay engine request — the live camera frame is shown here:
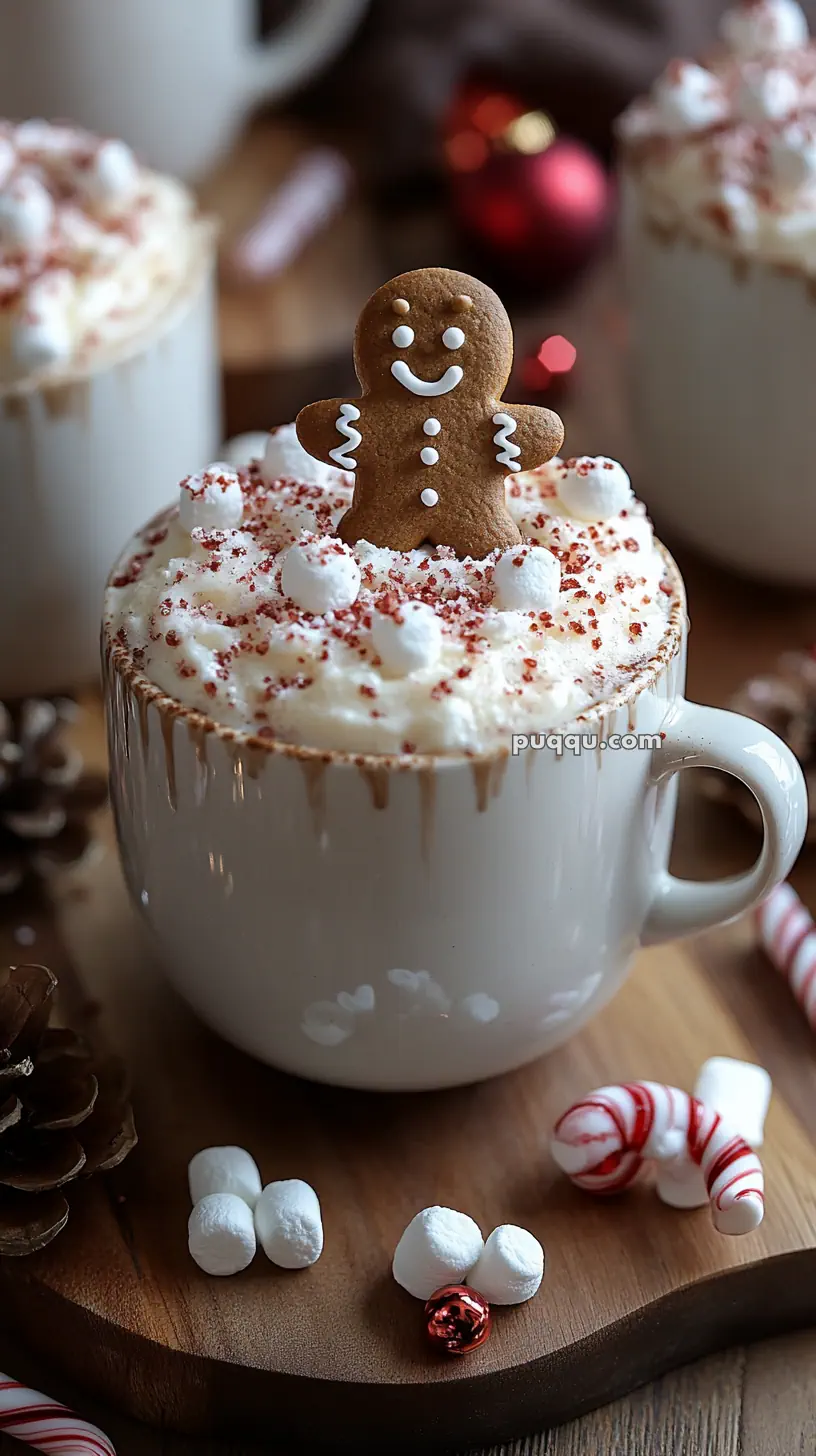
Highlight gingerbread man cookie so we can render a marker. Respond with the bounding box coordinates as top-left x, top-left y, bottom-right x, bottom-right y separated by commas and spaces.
295, 267, 565, 558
